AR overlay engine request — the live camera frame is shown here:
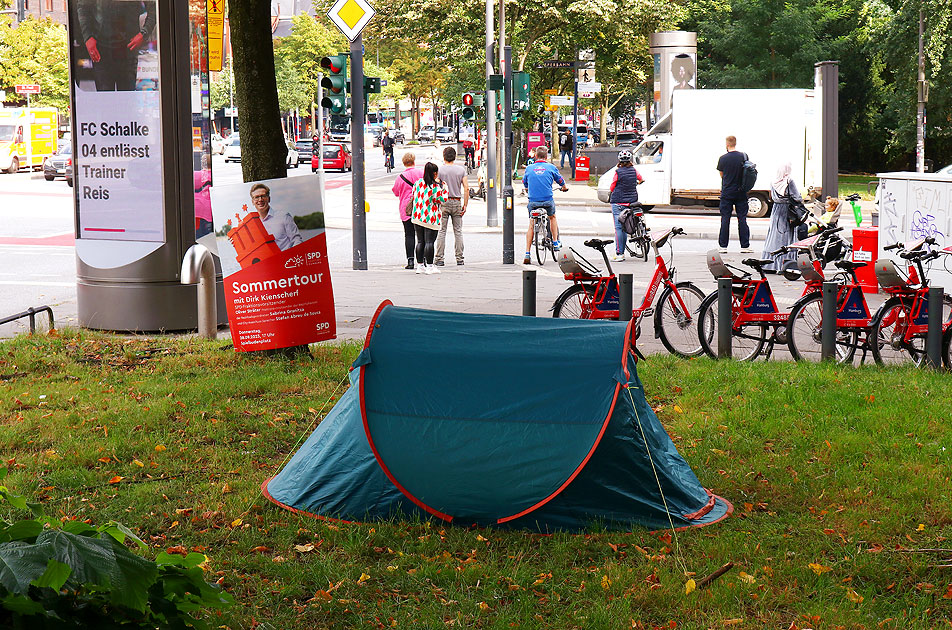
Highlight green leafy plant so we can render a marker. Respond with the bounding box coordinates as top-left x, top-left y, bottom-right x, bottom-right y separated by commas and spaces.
0, 467, 231, 628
